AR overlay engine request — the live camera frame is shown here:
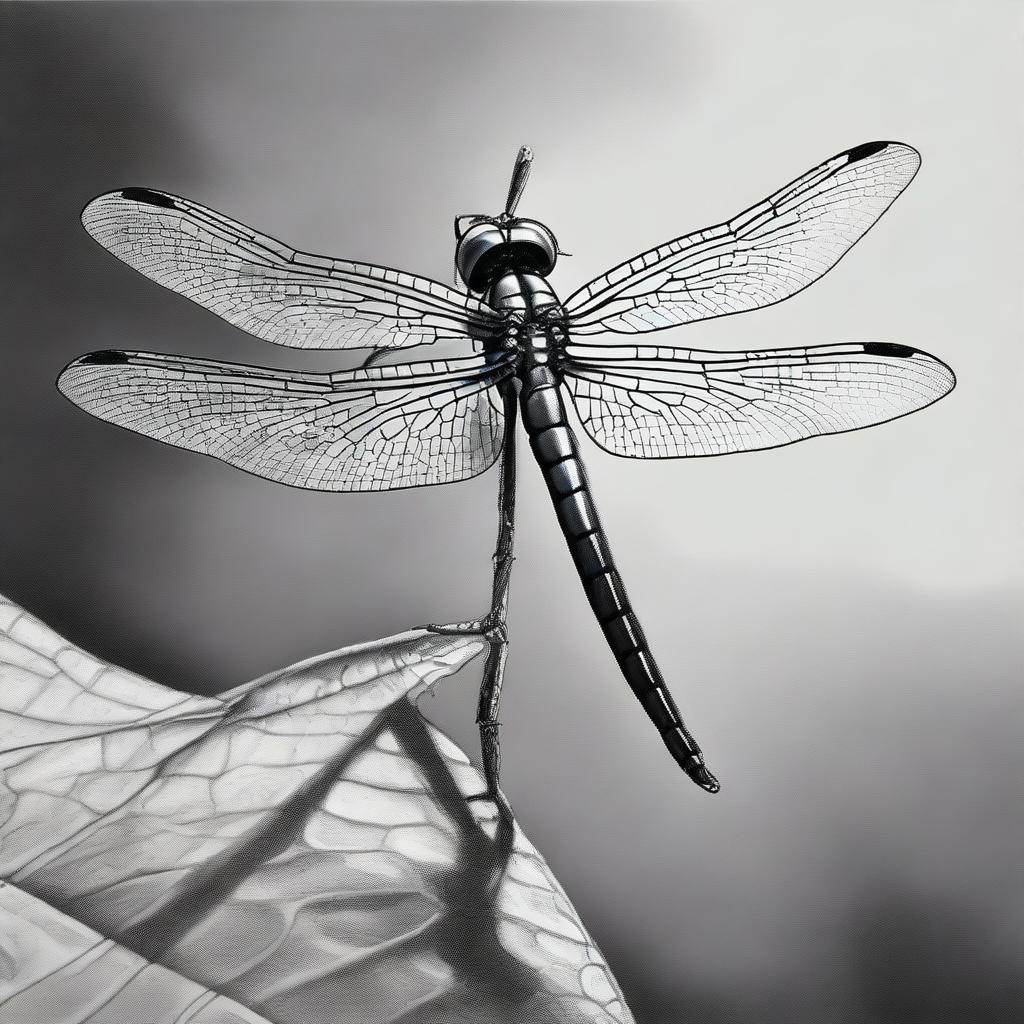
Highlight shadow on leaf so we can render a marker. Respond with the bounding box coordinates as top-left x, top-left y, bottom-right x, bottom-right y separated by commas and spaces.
0, 594, 631, 1024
